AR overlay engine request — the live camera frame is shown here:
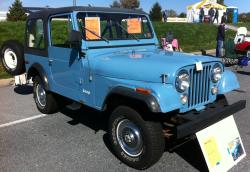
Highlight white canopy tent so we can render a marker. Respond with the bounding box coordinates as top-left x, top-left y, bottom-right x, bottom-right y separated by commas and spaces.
187, 0, 227, 23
